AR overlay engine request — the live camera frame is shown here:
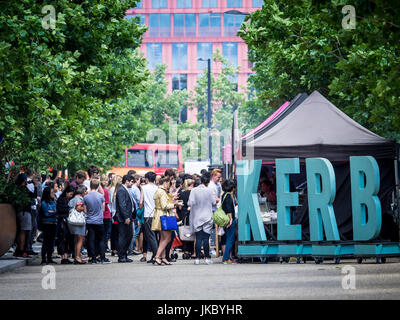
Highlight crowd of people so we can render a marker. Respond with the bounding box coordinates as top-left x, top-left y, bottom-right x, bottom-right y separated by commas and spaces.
12, 166, 239, 265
